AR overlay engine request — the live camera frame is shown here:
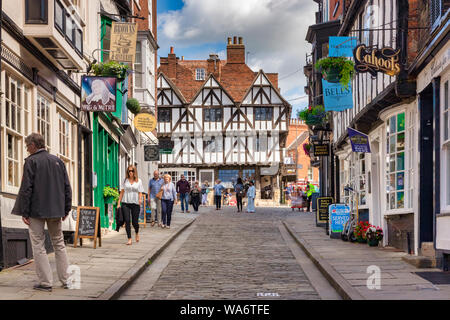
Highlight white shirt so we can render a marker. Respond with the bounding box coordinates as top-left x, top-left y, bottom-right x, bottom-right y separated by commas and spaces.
120, 178, 144, 204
